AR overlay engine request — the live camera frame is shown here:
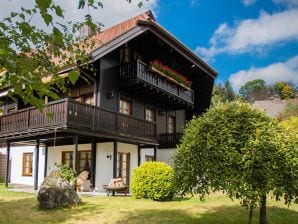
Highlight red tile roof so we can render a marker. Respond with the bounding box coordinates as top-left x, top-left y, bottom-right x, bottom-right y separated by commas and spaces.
89, 11, 154, 51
